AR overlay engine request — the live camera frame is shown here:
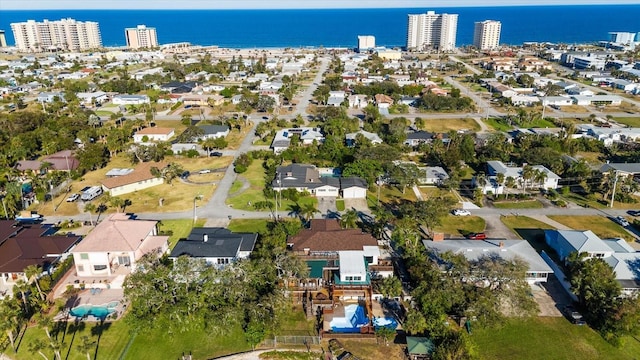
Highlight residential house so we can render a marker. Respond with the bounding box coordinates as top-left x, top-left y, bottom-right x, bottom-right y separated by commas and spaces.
0, 221, 80, 298
584, 125, 640, 146
420, 166, 449, 185
340, 177, 368, 199
169, 228, 257, 268
272, 164, 340, 197
374, 94, 394, 109
541, 96, 573, 107
545, 229, 640, 294
101, 161, 166, 196
486, 160, 560, 190
271, 127, 325, 154
16, 150, 79, 173
404, 130, 448, 147
600, 163, 640, 178
112, 94, 150, 105
286, 219, 383, 294
133, 127, 175, 143
71, 213, 169, 283
327, 91, 346, 107
76, 91, 108, 105
345, 130, 383, 146
406, 337, 435, 360
423, 239, 554, 284
37, 91, 65, 103
347, 94, 367, 109
198, 125, 230, 140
